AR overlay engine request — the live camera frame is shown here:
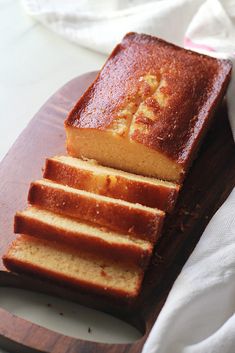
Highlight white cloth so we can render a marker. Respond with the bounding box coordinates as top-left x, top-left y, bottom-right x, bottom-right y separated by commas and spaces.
22, 1, 235, 352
